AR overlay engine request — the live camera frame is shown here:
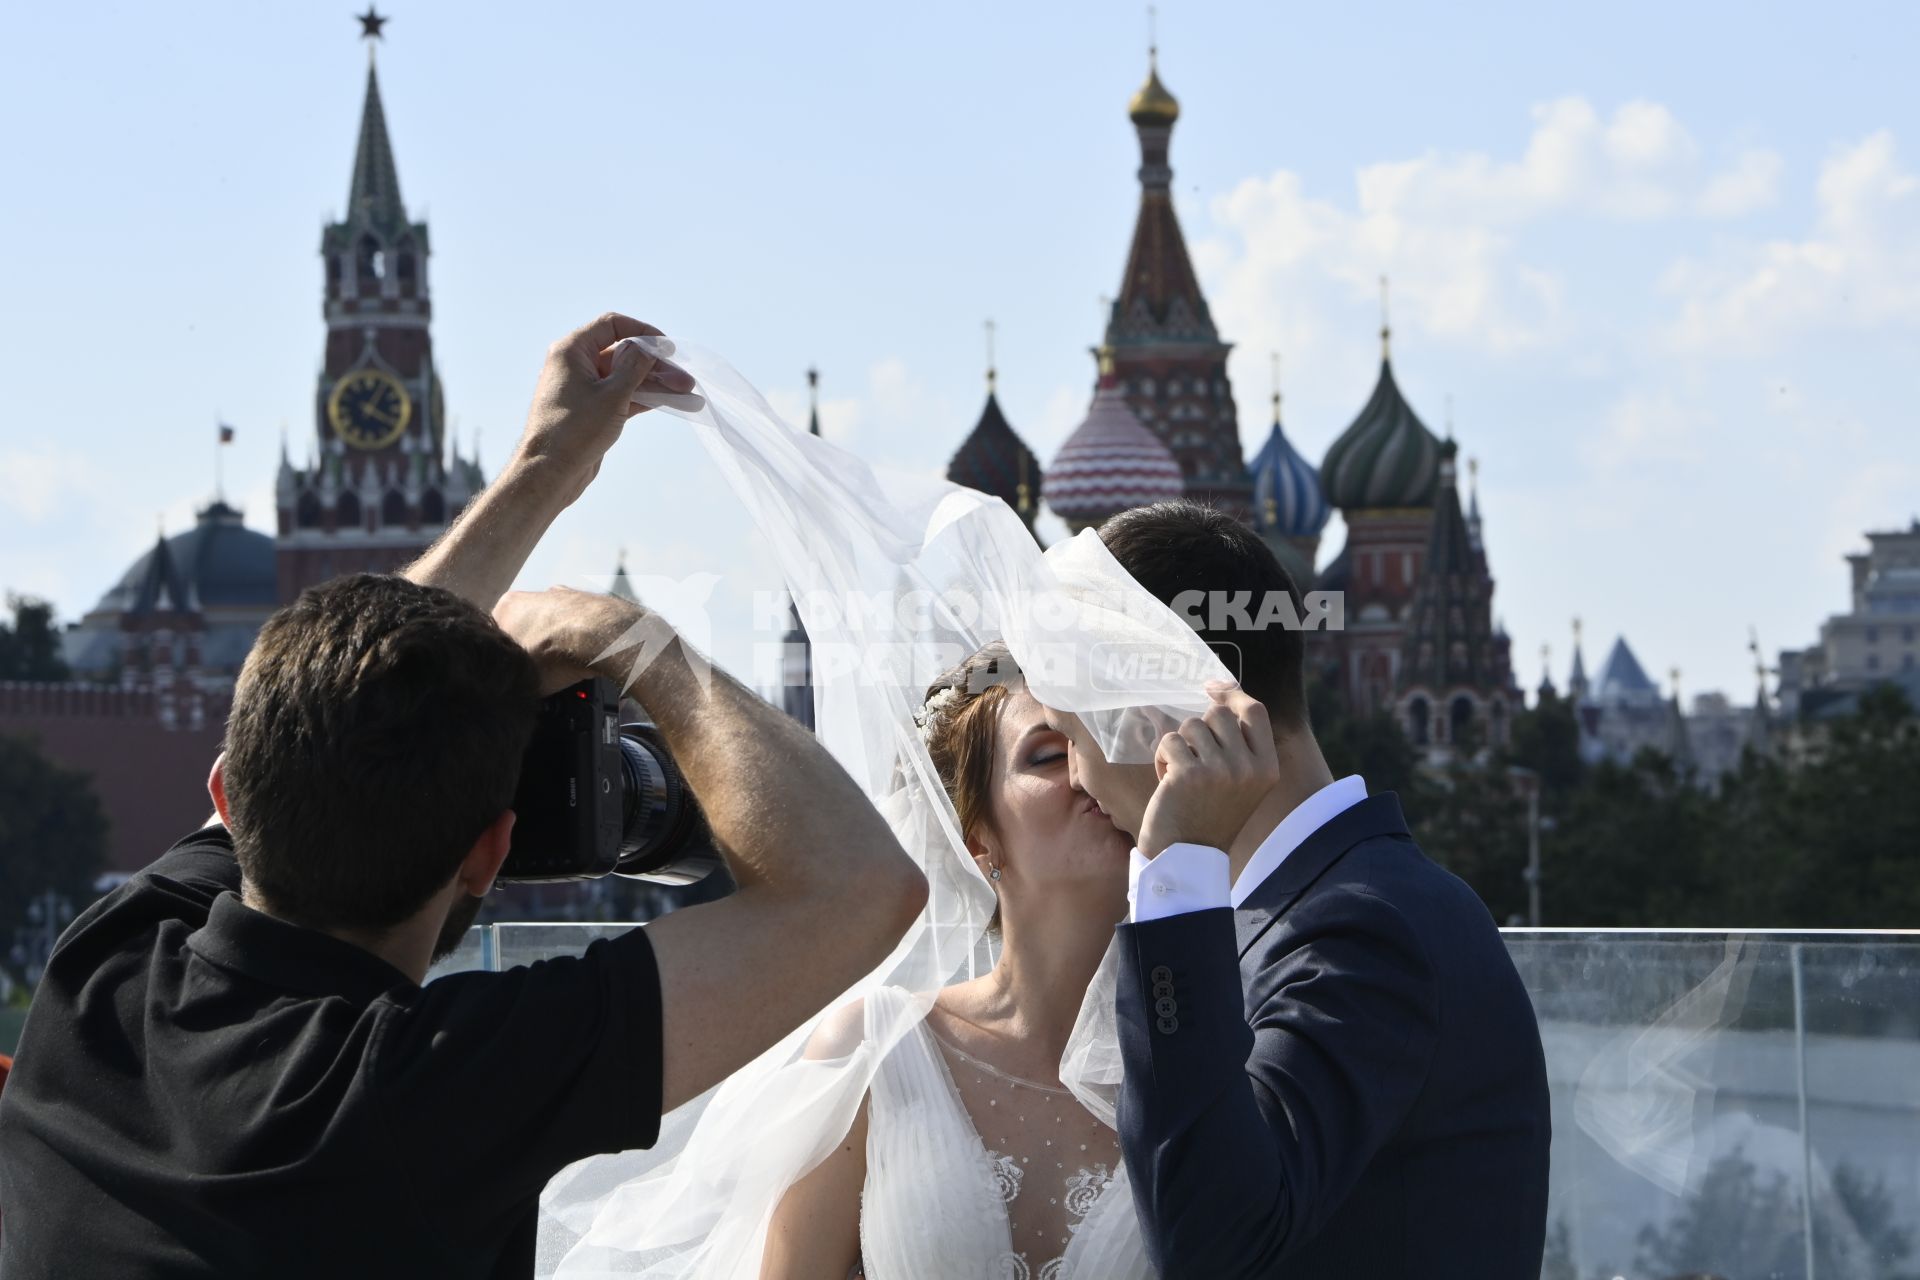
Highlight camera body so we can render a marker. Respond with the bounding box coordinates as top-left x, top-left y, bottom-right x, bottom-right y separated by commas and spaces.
499, 677, 723, 885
